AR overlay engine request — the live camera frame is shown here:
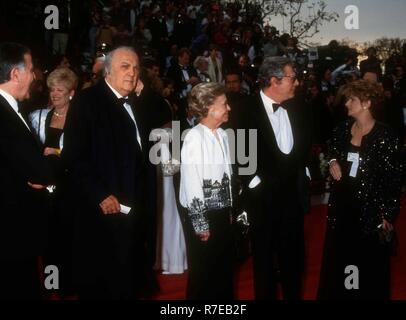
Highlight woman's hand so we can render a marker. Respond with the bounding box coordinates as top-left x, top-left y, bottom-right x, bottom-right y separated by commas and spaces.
329, 160, 342, 181
198, 231, 210, 242
44, 147, 61, 156
382, 218, 394, 231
